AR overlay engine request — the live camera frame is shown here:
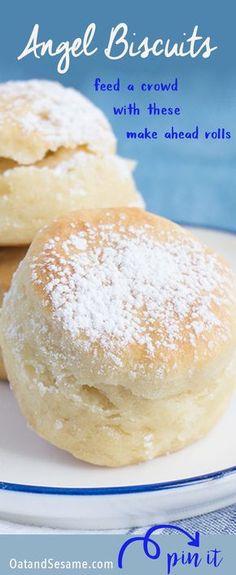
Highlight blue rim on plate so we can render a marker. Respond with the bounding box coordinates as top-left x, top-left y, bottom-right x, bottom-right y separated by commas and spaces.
1, 223, 236, 497
0, 466, 236, 496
